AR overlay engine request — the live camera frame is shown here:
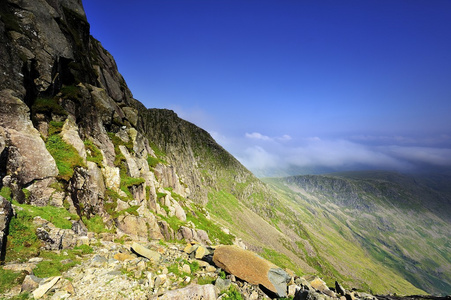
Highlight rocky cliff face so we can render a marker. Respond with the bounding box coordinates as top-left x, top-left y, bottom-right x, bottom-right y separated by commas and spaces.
0, 0, 280, 259
0, 0, 229, 248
